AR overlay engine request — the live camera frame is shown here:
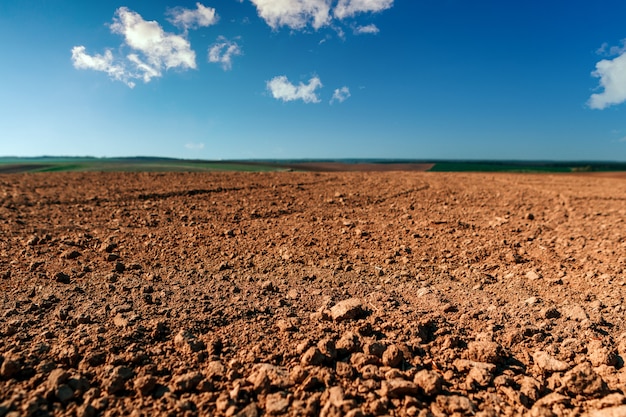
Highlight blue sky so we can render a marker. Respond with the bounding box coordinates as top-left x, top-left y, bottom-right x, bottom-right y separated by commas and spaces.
1, 0, 626, 161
